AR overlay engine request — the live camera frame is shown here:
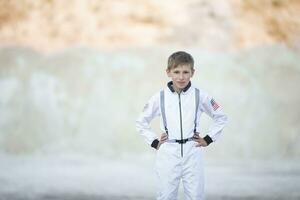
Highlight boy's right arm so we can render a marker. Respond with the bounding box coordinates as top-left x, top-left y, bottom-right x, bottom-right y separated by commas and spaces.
136, 94, 160, 149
